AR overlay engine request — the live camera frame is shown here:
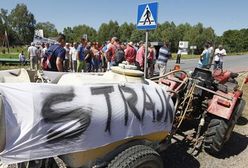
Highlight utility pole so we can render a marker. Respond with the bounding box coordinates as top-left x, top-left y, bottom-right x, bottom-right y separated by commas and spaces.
0, 12, 9, 53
